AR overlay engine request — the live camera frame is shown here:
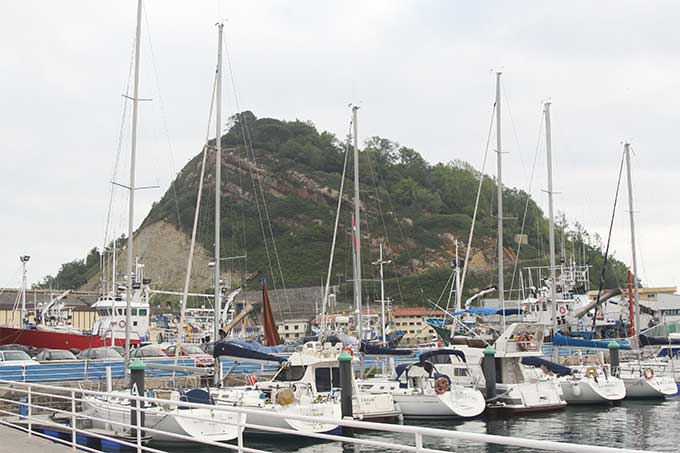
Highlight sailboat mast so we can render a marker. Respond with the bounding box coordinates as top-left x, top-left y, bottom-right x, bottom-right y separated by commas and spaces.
214, 23, 224, 351
624, 143, 641, 336
544, 102, 558, 334
352, 106, 363, 341
495, 72, 505, 328
124, 0, 143, 363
